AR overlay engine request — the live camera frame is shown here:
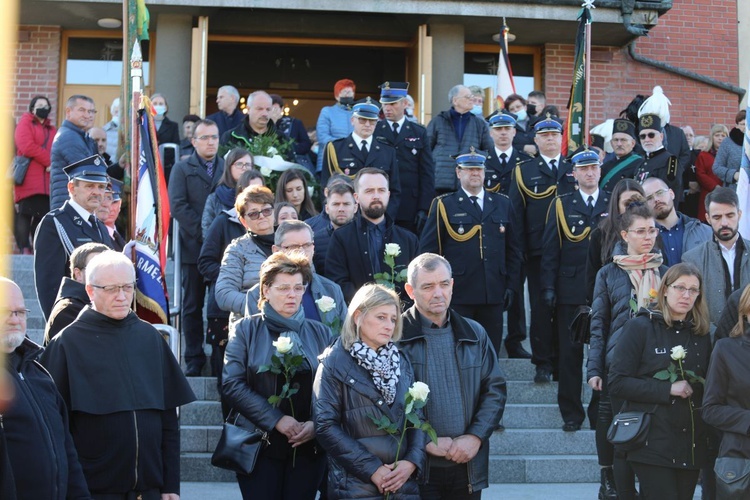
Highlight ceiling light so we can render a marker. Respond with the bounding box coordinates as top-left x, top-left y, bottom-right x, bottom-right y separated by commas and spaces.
98, 18, 122, 29
492, 32, 516, 43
